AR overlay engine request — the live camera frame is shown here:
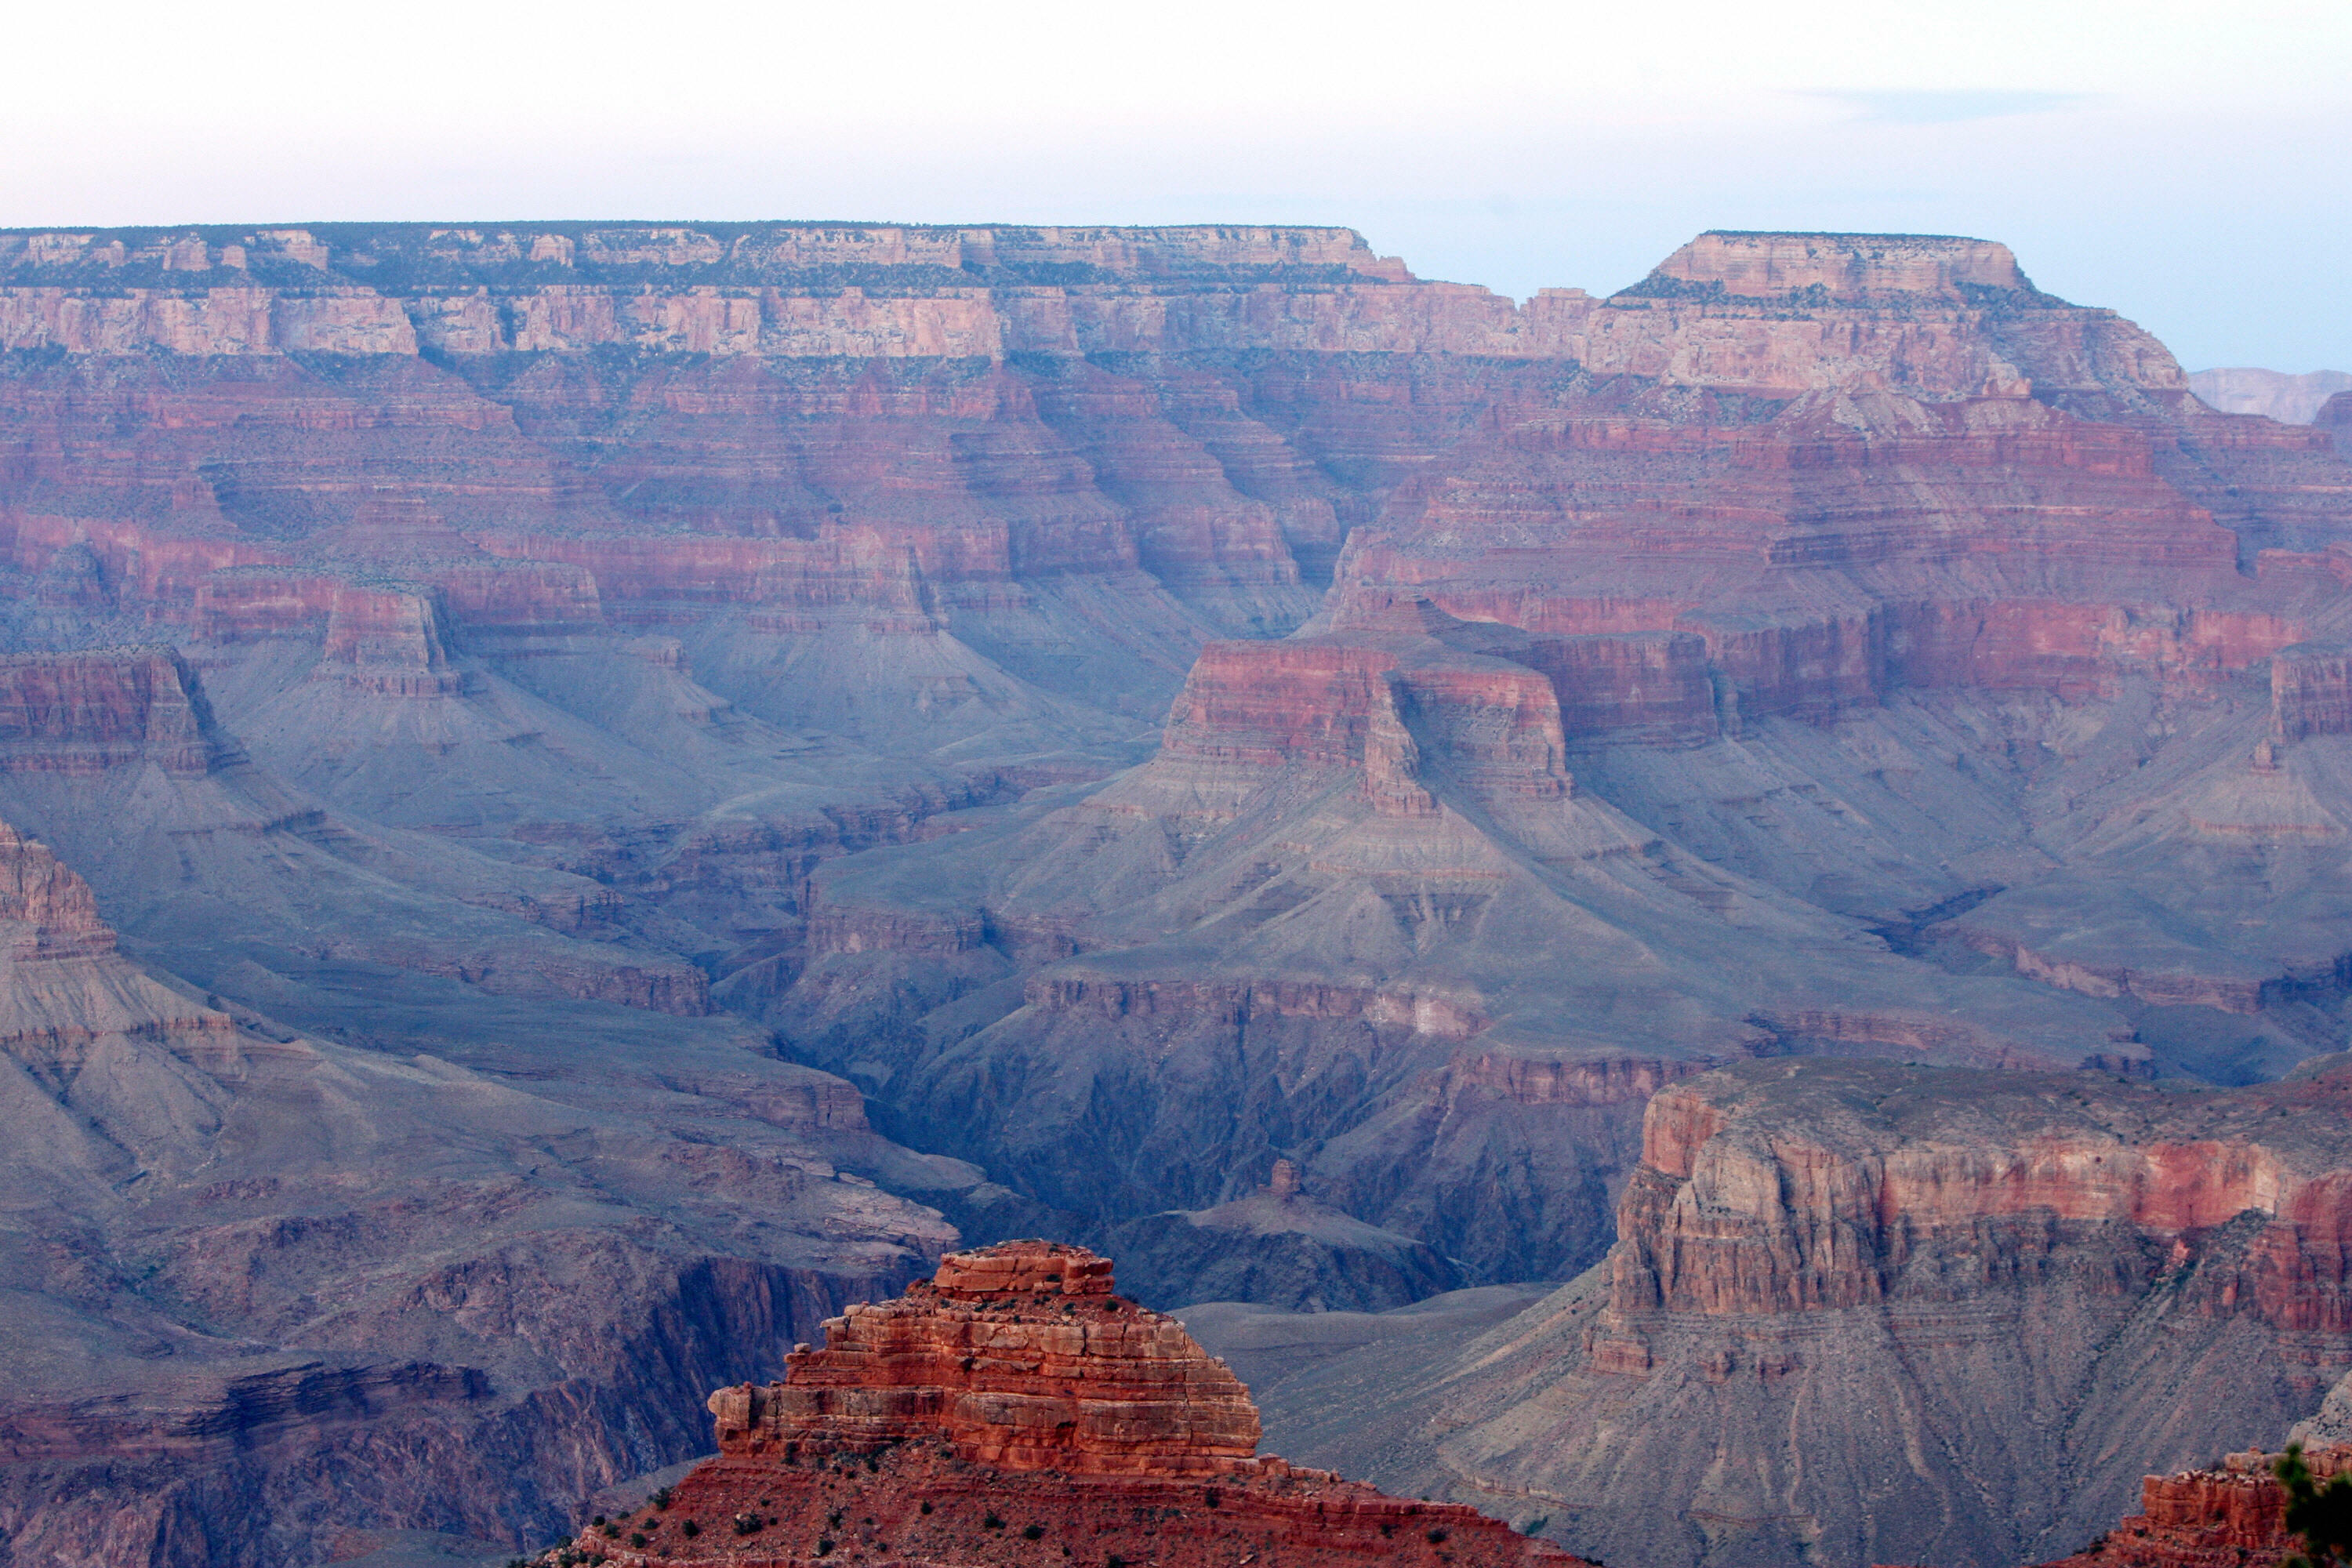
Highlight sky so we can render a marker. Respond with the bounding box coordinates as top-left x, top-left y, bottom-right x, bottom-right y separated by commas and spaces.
4, 0, 2347, 371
